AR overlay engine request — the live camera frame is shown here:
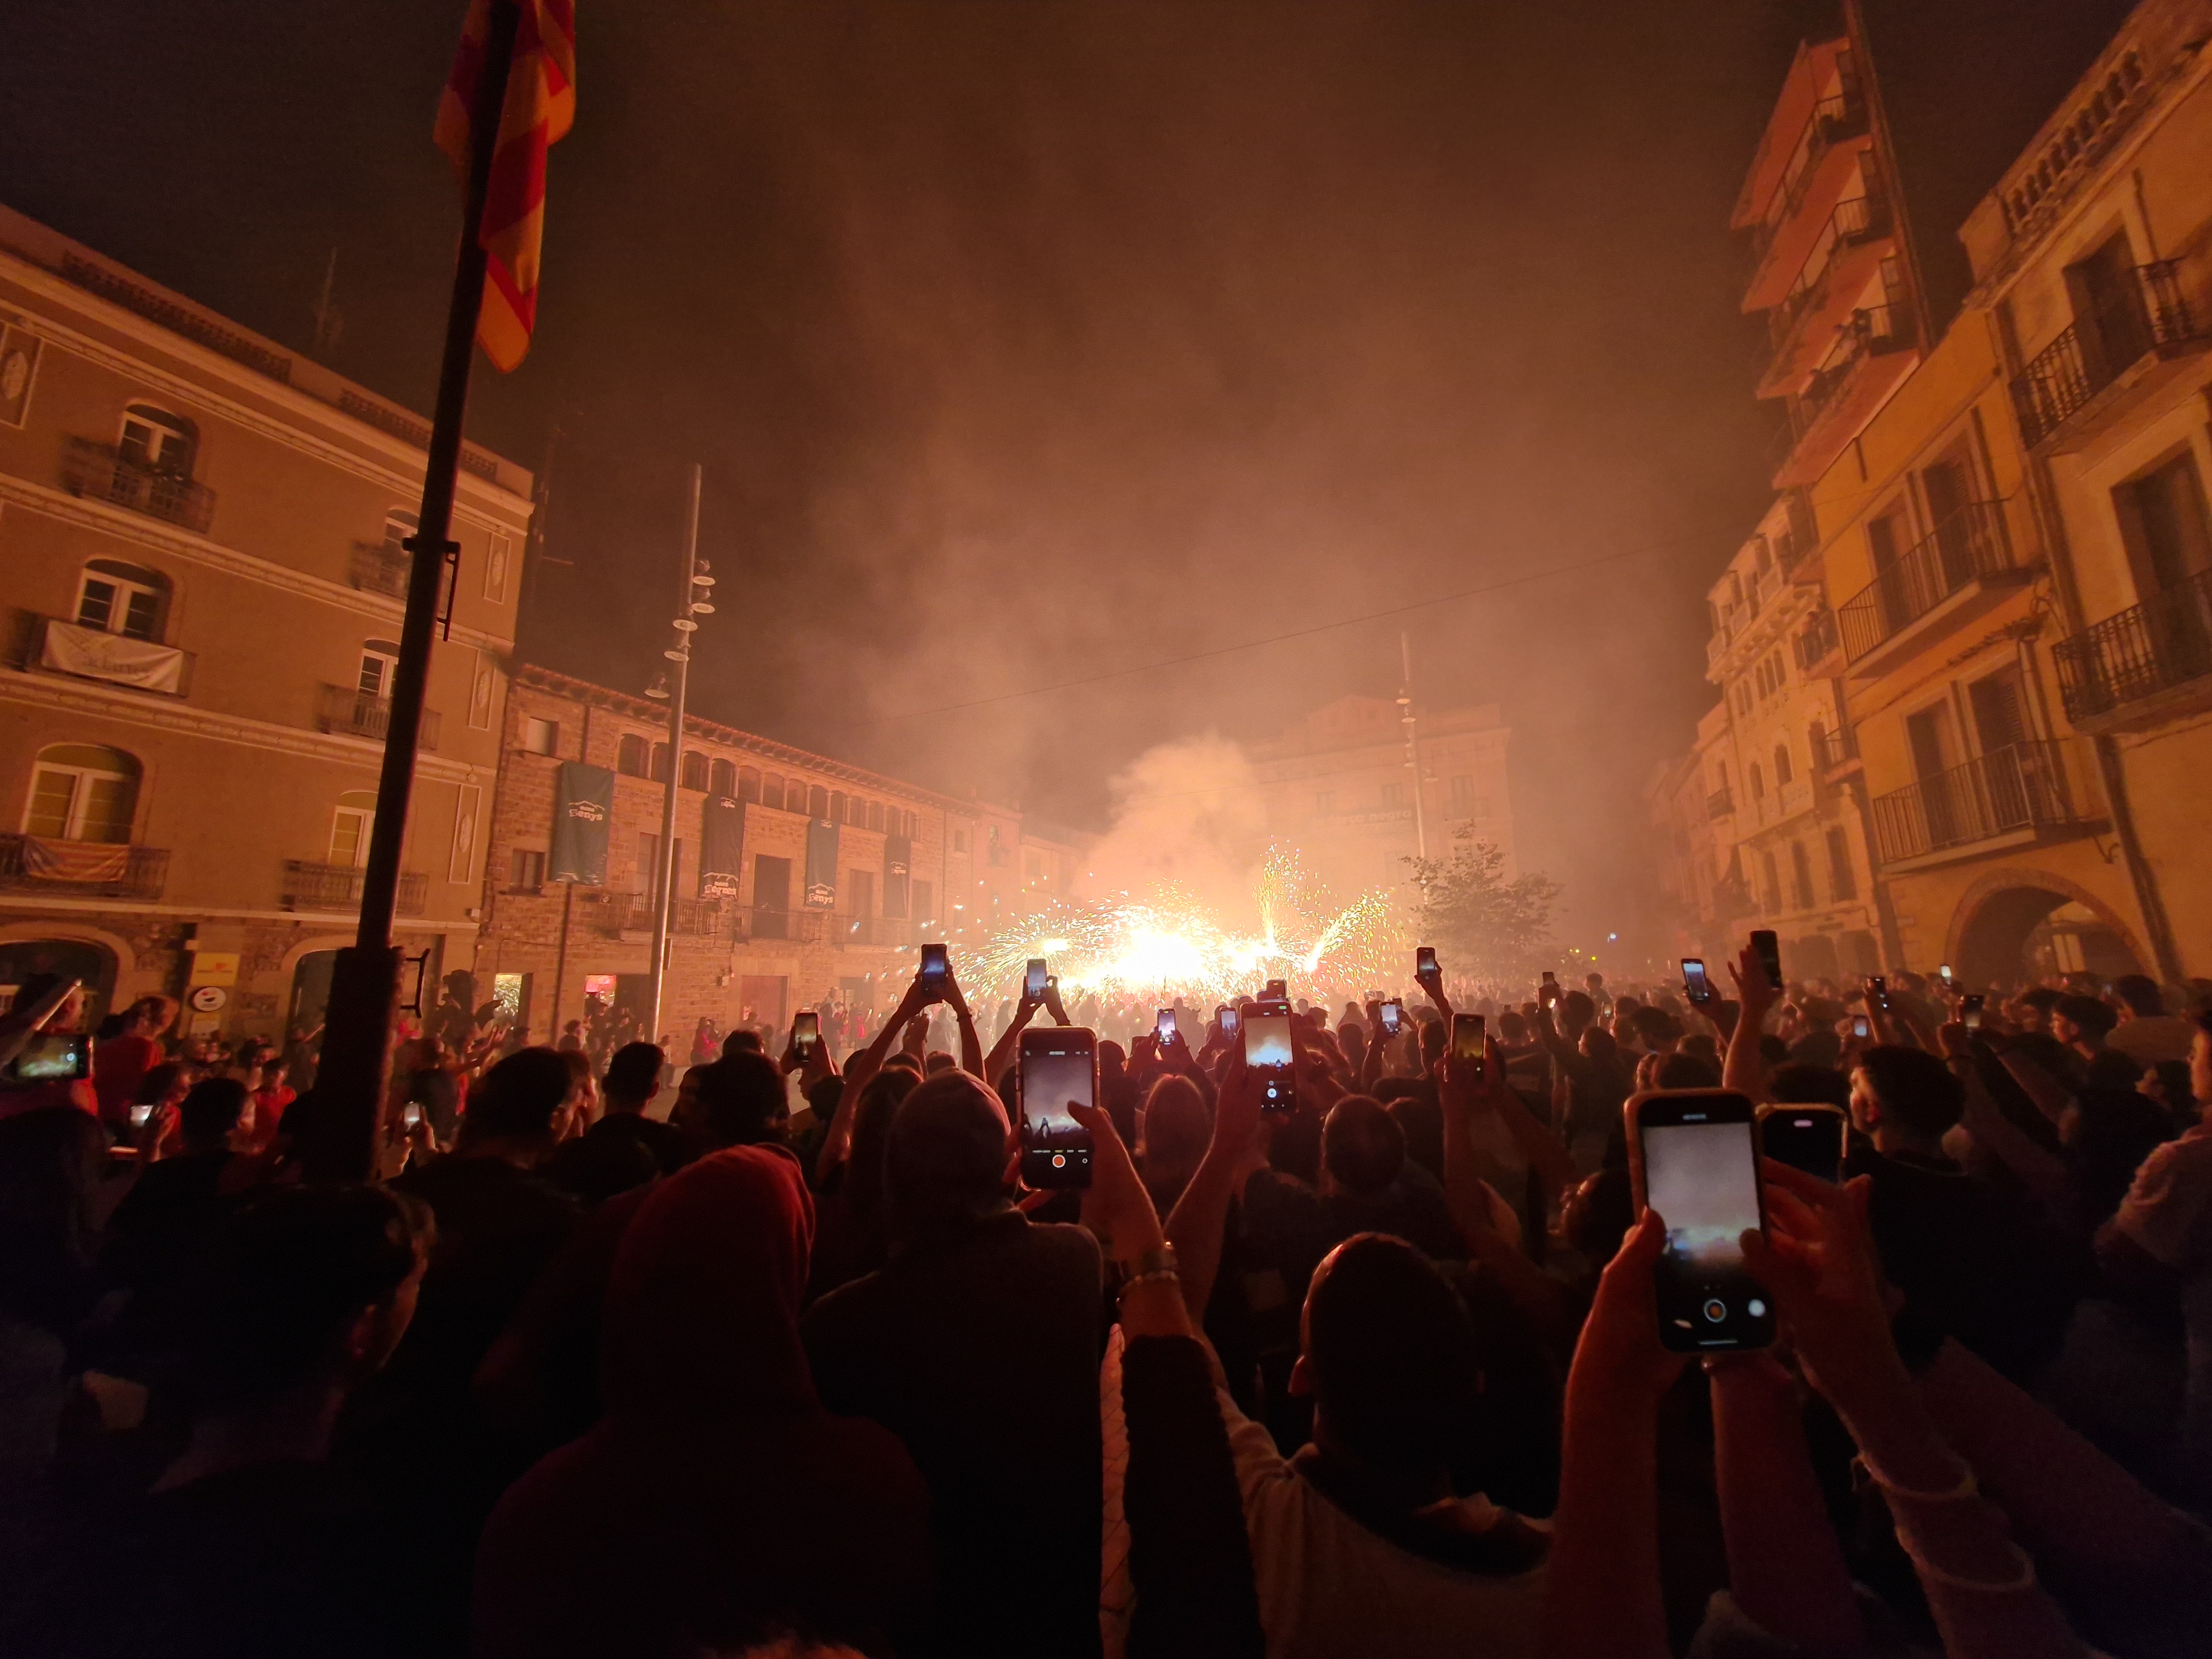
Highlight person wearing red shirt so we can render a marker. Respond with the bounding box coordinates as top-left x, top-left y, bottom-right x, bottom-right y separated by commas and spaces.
95, 995, 178, 1130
